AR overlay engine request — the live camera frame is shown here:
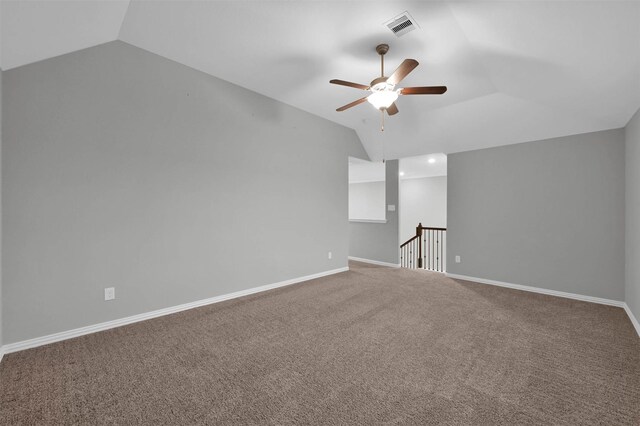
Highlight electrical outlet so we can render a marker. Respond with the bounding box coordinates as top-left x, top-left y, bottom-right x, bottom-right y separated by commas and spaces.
104, 287, 115, 301
328, 251, 332, 259
455, 256, 461, 263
